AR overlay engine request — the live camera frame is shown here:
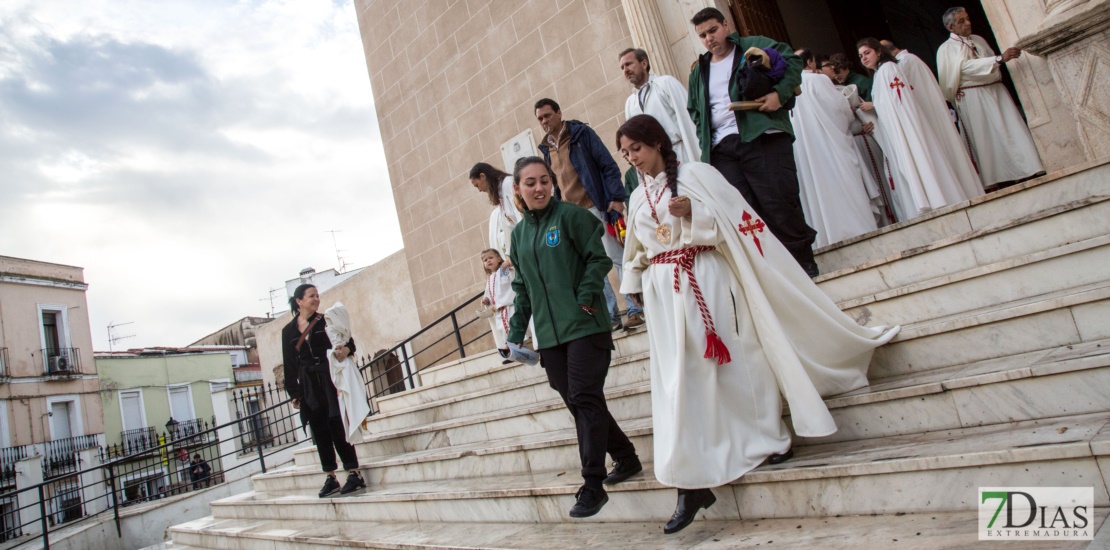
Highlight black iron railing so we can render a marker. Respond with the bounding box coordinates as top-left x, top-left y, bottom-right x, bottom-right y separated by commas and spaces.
41, 348, 80, 377
42, 436, 99, 478
114, 427, 158, 458
0, 446, 31, 488
0, 384, 300, 548
358, 291, 492, 415
0, 348, 9, 380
